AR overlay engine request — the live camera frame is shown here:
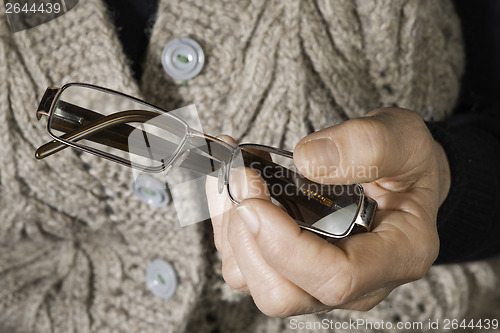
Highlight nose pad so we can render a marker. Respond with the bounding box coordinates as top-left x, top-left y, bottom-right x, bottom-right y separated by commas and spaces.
165, 149, 190, 175
217, 161, 226, 194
